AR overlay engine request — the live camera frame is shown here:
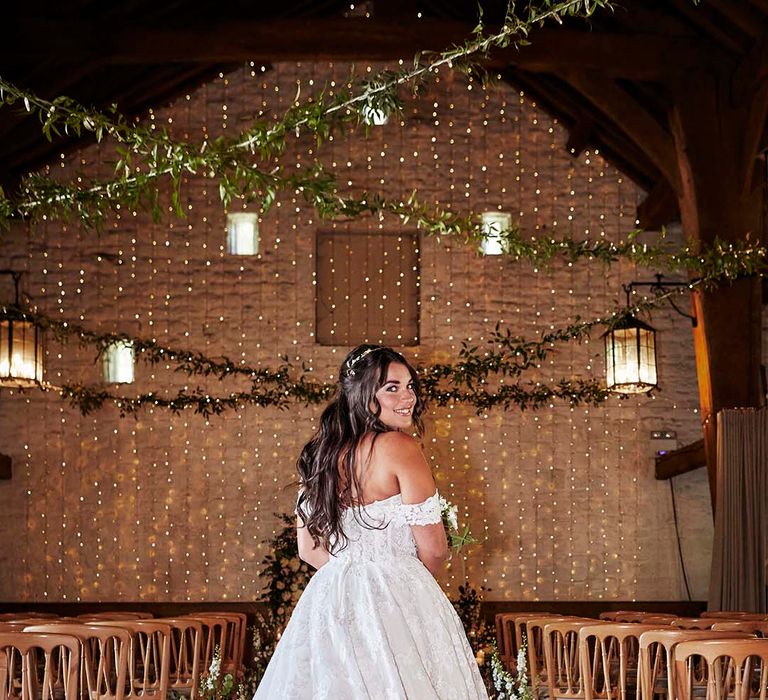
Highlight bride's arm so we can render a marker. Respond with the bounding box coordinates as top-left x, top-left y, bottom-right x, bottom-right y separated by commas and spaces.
379, 431, 449, 576
297, 515, 330, 569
